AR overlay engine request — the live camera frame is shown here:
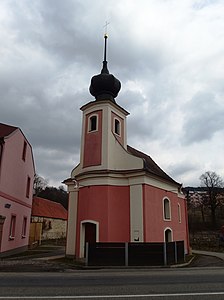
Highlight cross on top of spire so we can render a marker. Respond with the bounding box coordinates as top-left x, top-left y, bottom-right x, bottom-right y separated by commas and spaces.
103, 21, 110, 36
101, 21, 110, 74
